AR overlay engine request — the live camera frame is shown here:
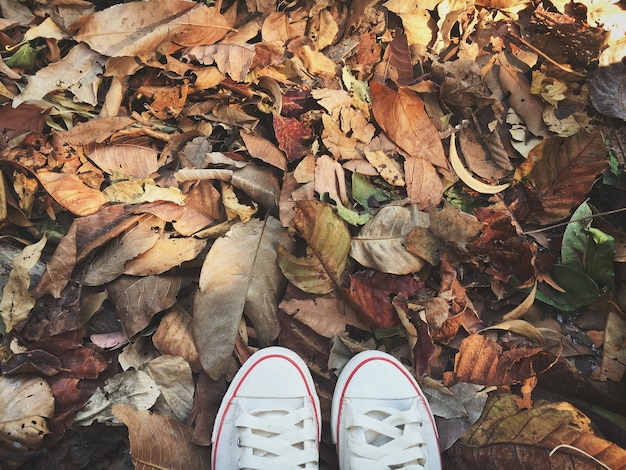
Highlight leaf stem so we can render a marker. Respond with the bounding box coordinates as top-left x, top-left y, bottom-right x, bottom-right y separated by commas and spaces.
523, 208, 626, 234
